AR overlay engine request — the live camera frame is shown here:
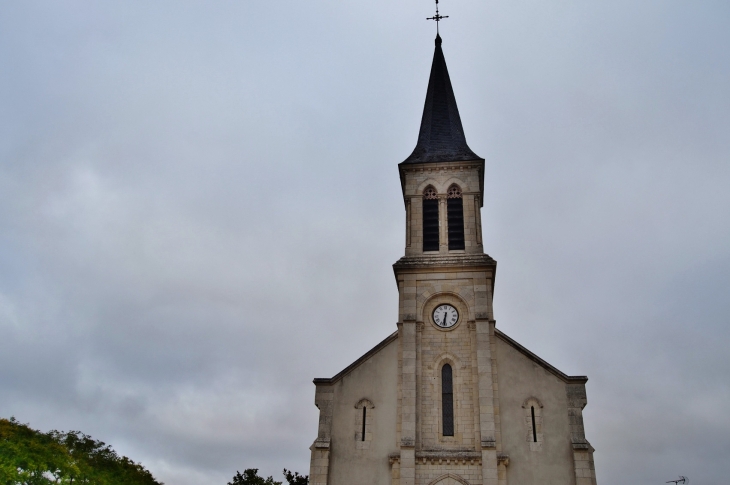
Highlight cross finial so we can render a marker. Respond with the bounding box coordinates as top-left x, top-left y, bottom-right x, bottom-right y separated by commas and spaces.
427, 0, 449, 34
